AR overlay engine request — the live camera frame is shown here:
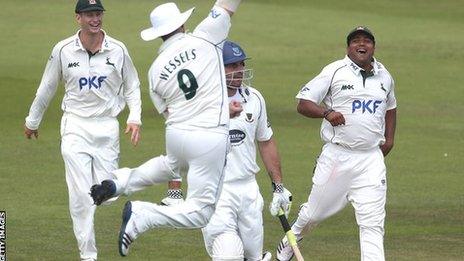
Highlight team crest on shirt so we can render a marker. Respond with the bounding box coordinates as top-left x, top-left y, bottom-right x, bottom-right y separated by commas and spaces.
106, 57, 116, 69
245, 113, 254, 123
380, 83, 387, 92
229, 129, 246, 146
